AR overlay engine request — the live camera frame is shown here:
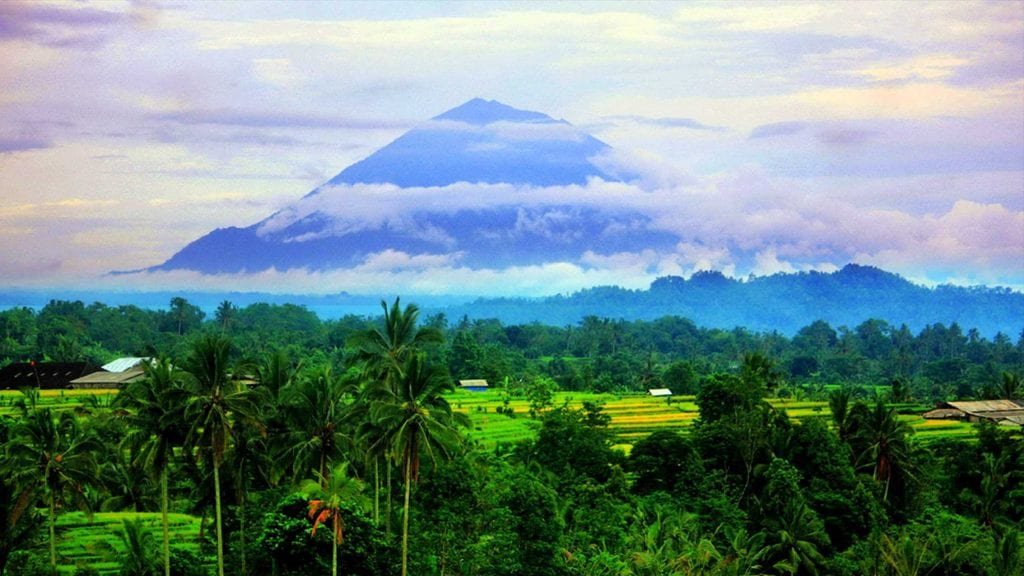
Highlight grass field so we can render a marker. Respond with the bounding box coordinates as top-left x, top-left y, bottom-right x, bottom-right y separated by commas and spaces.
1, 388, 979, 446
448, 389, 979, 448
55, 512, 207, 574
